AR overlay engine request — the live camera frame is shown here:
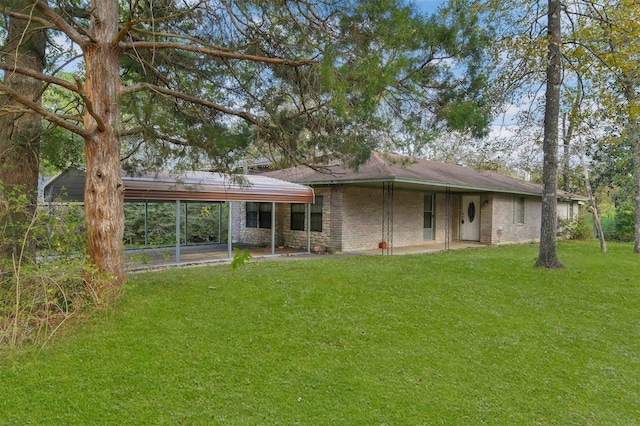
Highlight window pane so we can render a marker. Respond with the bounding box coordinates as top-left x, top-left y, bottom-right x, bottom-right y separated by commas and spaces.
423, 212, 432, 228
311, 196, 323, 213
424, 194, 433, 212
260, 210, 271, 229
291, 203, 305, 231
246, 202, 258, 228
